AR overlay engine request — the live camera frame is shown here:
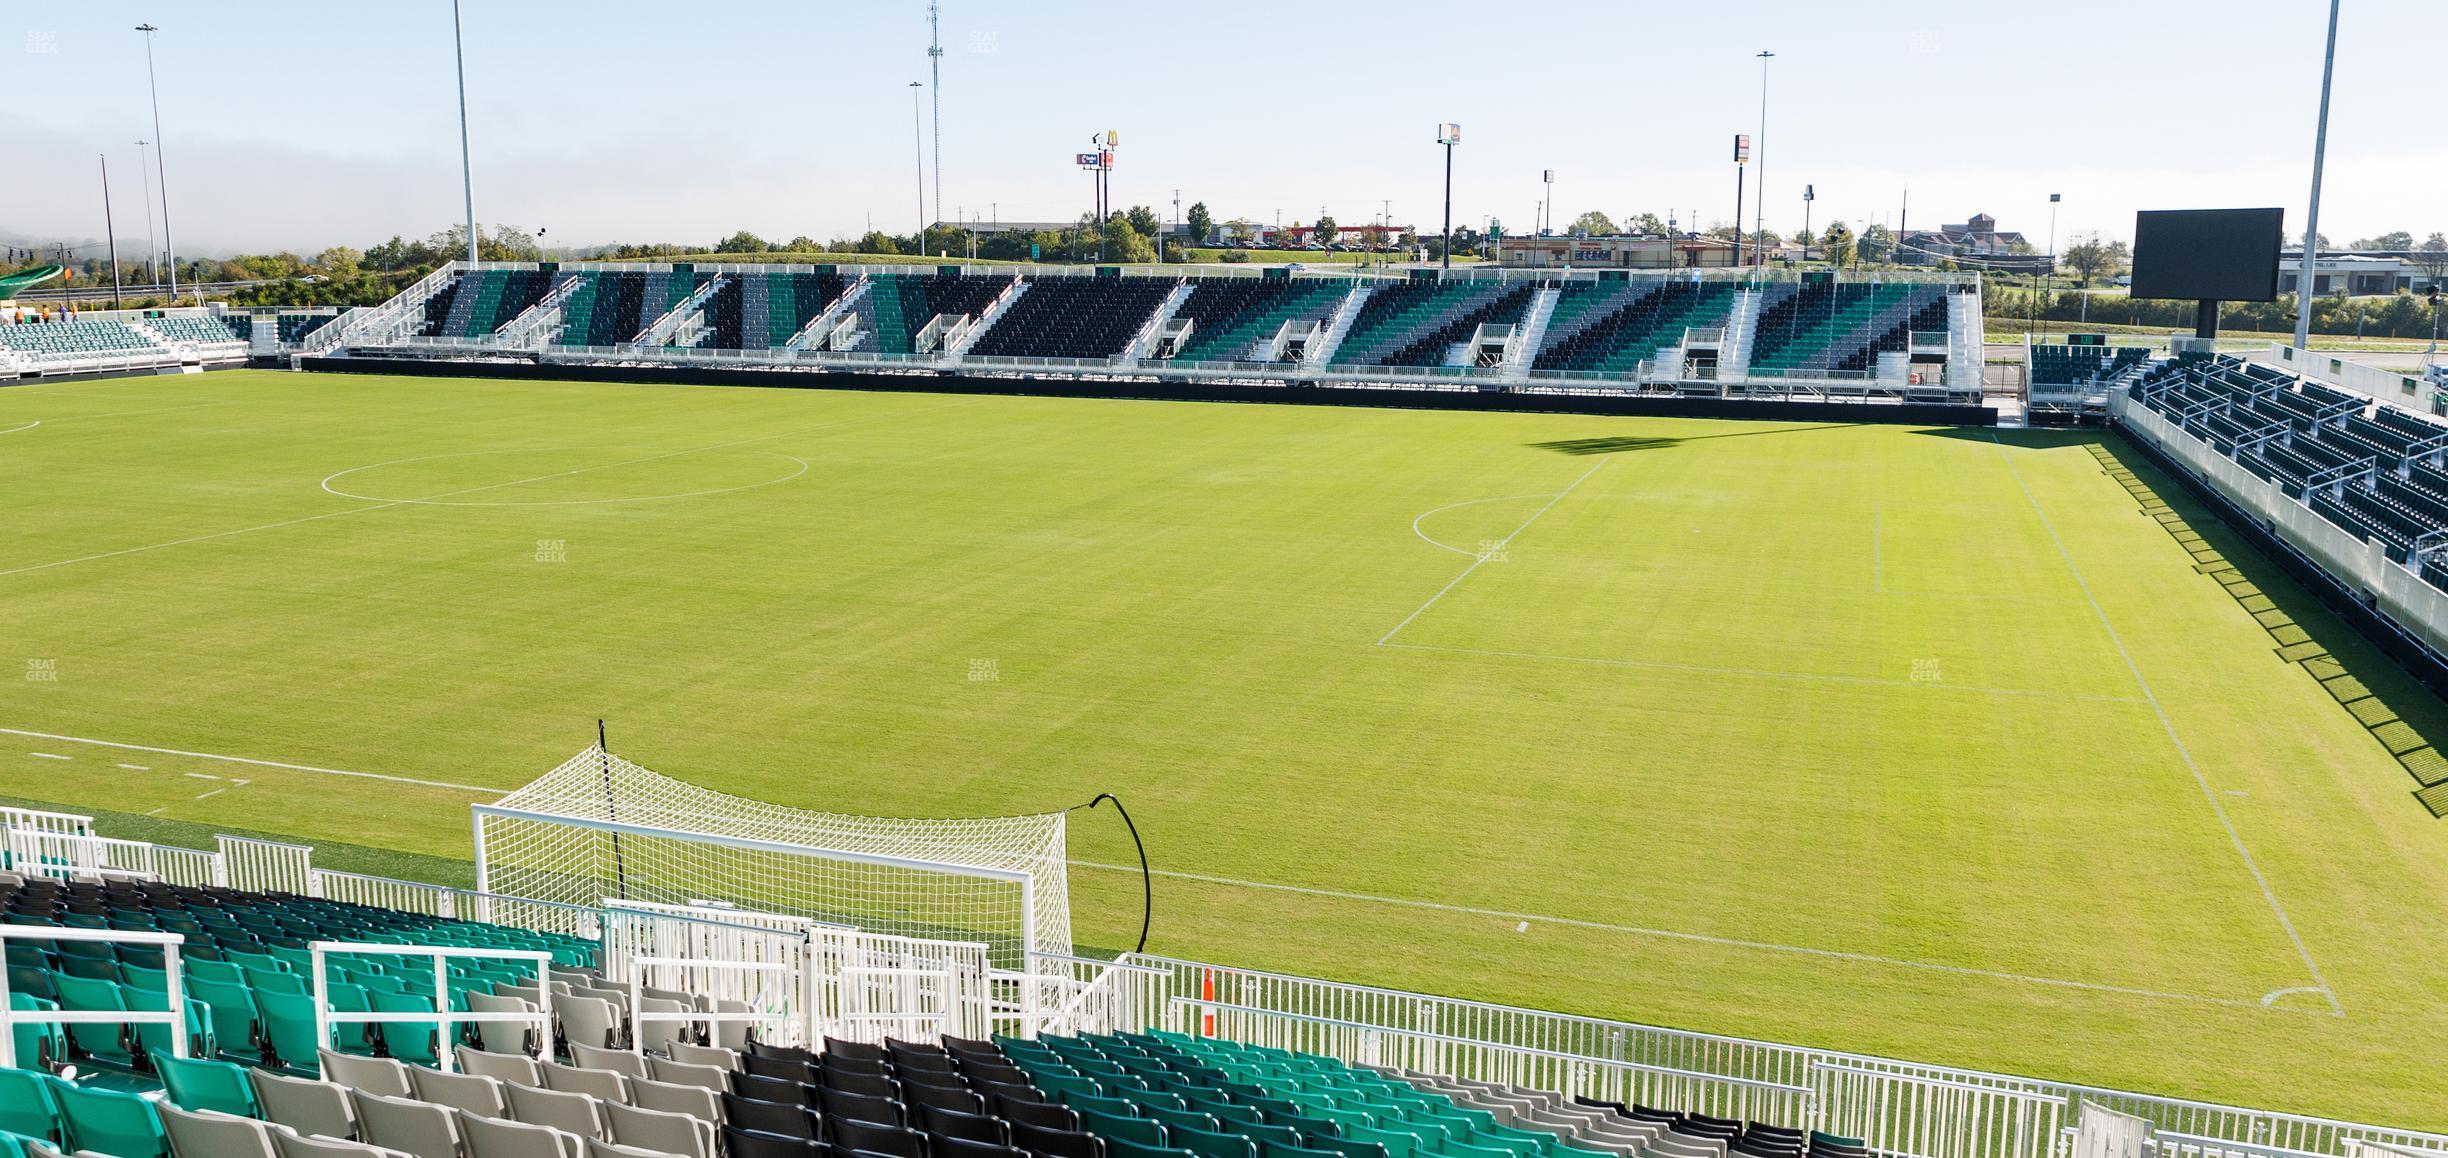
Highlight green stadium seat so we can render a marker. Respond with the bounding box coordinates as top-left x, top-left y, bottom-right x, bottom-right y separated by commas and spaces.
1081, 1109, 1168, 1148
46, 1078, 166, 1158
152, 1055, 259, 1118
0, 1071, 59, 1144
